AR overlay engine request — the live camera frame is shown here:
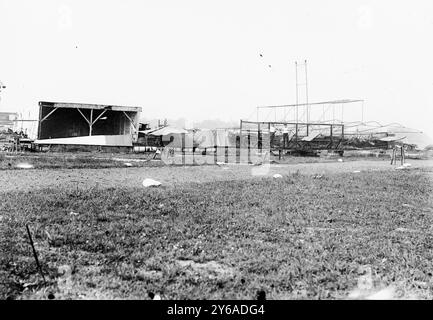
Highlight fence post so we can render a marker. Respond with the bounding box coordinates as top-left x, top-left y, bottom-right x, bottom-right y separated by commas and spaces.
258, 123, 262, 153
401, 146, 404, 165
247, 130, 251, 164
214, 130, 218, 165
182, 133, 186, 165
236, 135, 240, 164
